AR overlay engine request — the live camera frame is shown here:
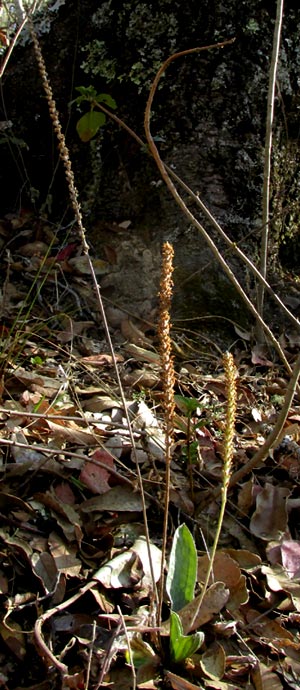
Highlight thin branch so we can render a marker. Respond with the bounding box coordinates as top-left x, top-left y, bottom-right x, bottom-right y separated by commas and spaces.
29, 19, 158, 606
94, 102, 300, 333
117, 606, 137, 690
143, 43, 293, 375
257, 0, 284, 329
0, 0, 39, 78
